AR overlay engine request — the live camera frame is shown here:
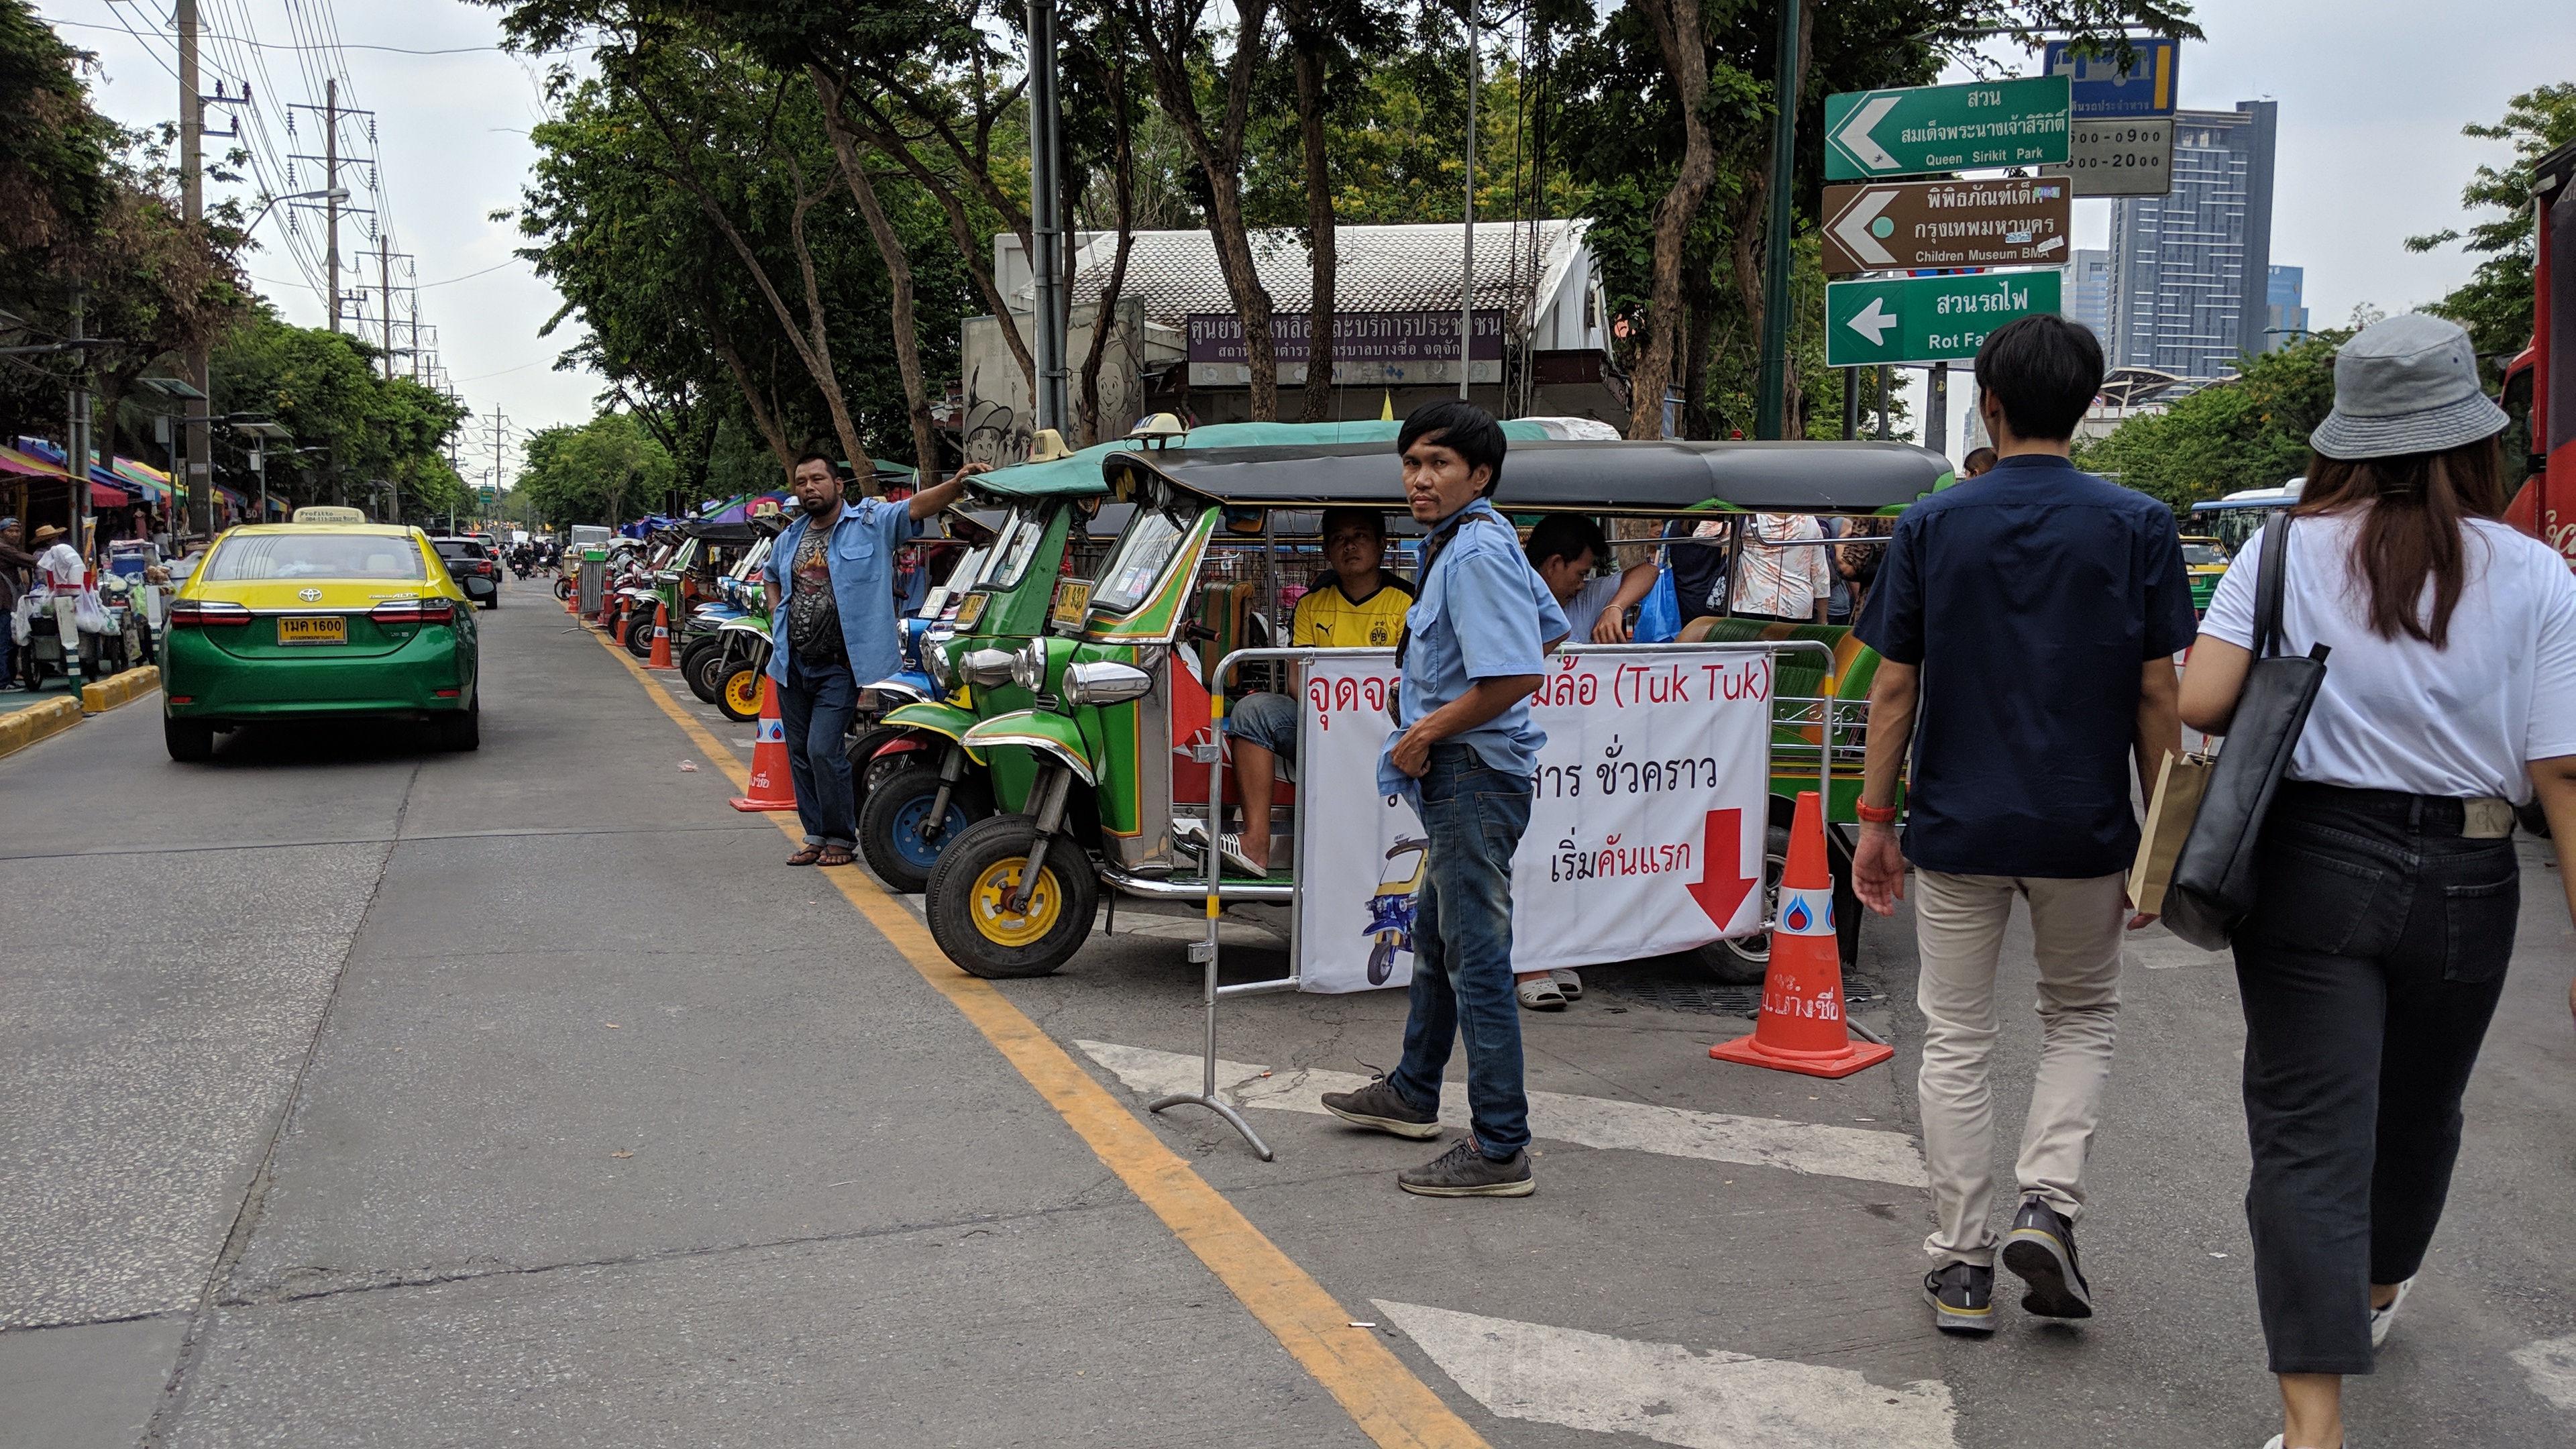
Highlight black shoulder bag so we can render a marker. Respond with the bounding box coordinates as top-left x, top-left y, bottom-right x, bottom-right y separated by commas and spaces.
2160, 517, 2331, 951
